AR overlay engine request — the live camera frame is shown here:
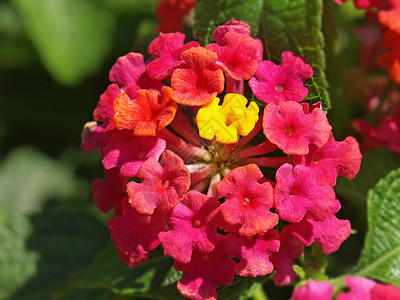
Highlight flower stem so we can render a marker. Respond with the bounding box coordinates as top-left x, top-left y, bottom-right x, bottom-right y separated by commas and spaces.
252, 285, 269, 300
233, 140, 277, 160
